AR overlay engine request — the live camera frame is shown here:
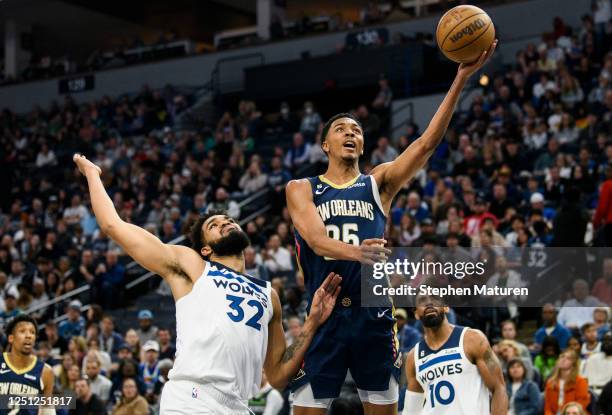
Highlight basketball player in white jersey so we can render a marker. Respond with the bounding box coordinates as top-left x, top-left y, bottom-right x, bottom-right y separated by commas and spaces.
73, 154, 342, 415
402, 294, 507, 415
